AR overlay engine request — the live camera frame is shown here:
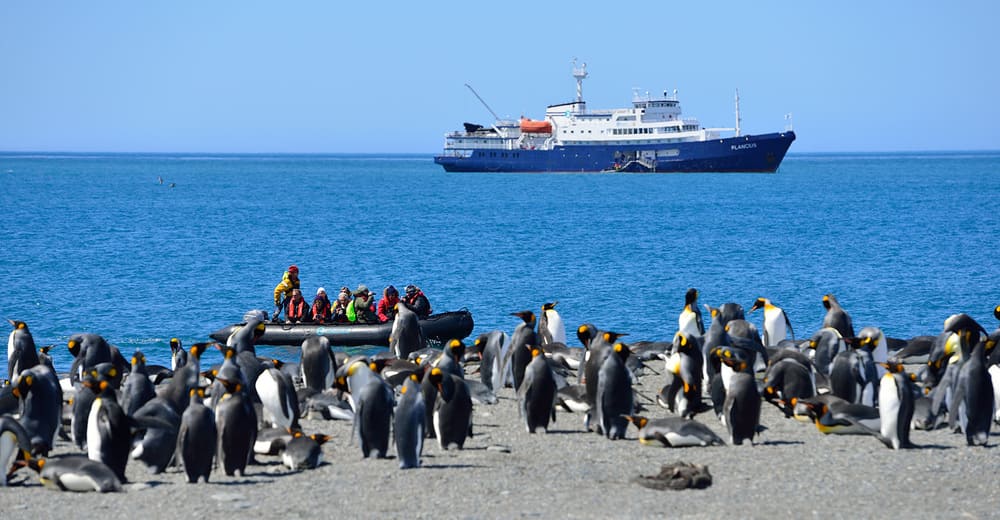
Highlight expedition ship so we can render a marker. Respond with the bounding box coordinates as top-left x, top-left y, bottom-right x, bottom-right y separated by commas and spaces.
434, 61, 795, 173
